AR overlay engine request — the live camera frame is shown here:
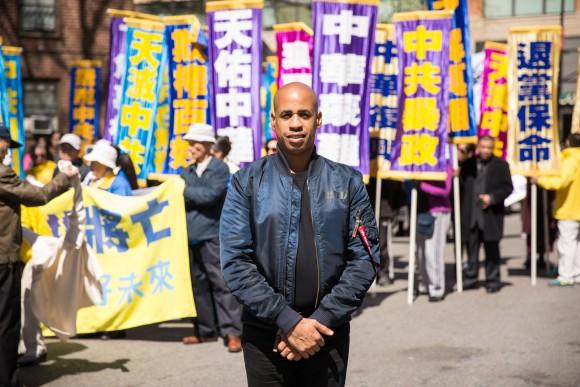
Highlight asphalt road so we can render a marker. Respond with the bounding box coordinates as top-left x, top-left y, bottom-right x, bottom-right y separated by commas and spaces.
20, 214, 580, 386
